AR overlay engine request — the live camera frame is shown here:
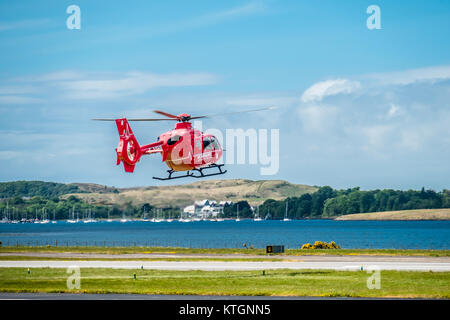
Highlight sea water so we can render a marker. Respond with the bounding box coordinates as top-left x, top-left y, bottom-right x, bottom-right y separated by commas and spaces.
0, 220, 449, 249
